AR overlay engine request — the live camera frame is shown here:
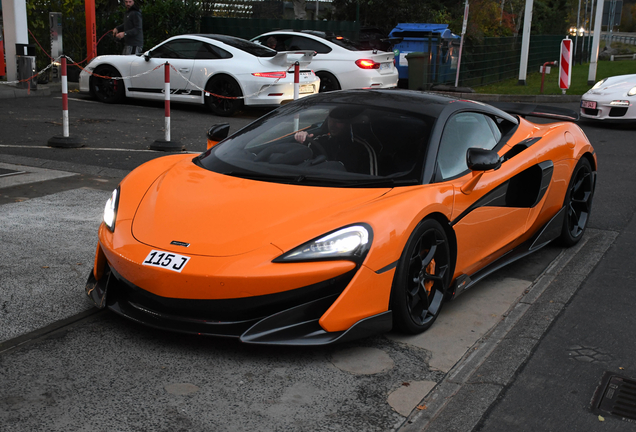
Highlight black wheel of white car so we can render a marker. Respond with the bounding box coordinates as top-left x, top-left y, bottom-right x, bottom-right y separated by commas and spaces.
316, 72, 341, 93
91, 65, 125, 104
205, 75, 244, 117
